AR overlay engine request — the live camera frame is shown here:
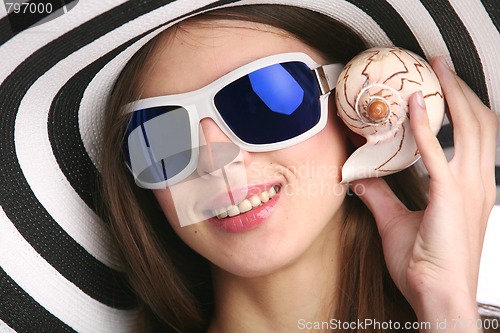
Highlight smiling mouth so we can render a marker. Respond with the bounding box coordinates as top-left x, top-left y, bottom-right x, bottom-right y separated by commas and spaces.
211, 185, 281, 219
